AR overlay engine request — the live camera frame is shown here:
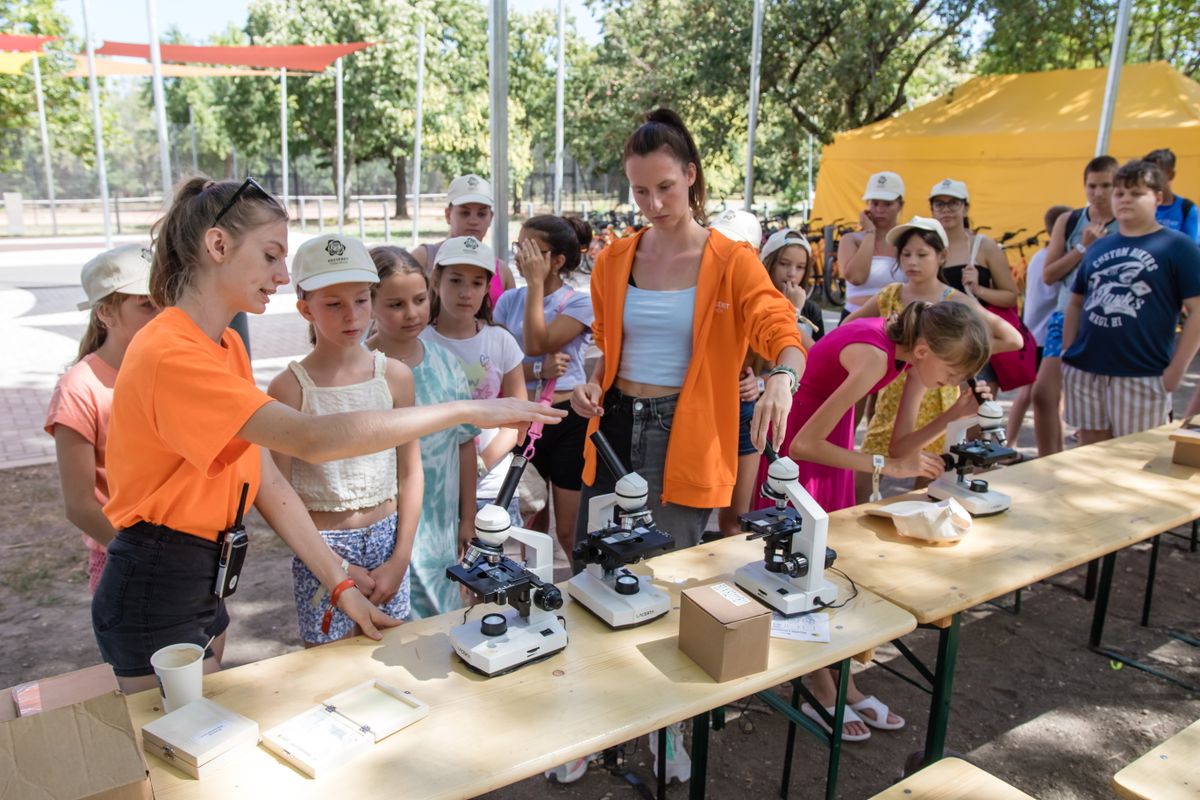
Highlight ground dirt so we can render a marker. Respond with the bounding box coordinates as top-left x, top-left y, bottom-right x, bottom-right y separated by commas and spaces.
1, 459, 1197, 799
